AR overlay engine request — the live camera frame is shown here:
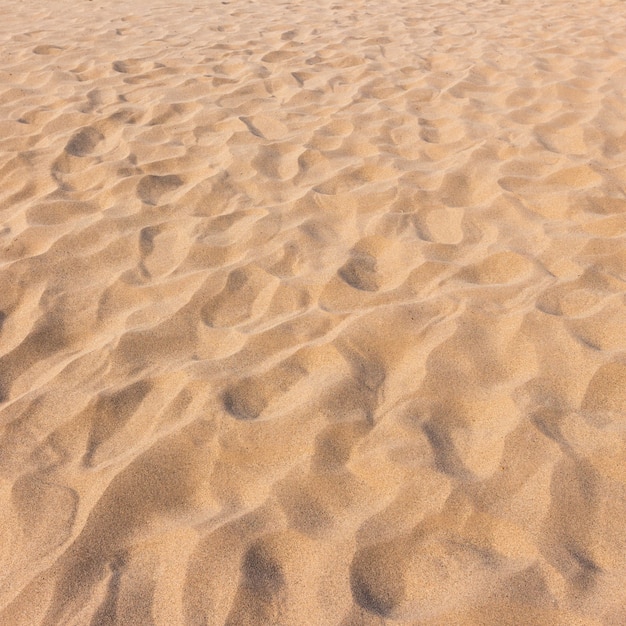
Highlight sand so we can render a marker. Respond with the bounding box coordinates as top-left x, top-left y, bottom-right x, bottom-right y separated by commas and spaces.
0, 0, 625, 623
